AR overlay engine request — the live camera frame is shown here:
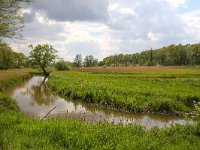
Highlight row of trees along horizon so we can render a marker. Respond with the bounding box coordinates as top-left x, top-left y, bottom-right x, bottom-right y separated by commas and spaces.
74, 43, 200, 67
1, 0, 200, 71
1, 42, 200, 70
